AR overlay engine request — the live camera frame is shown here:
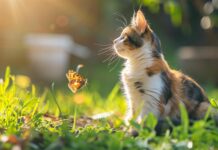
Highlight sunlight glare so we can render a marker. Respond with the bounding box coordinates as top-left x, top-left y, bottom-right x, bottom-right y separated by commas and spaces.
8, 0, 19, 9
7, 0, 23, 24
